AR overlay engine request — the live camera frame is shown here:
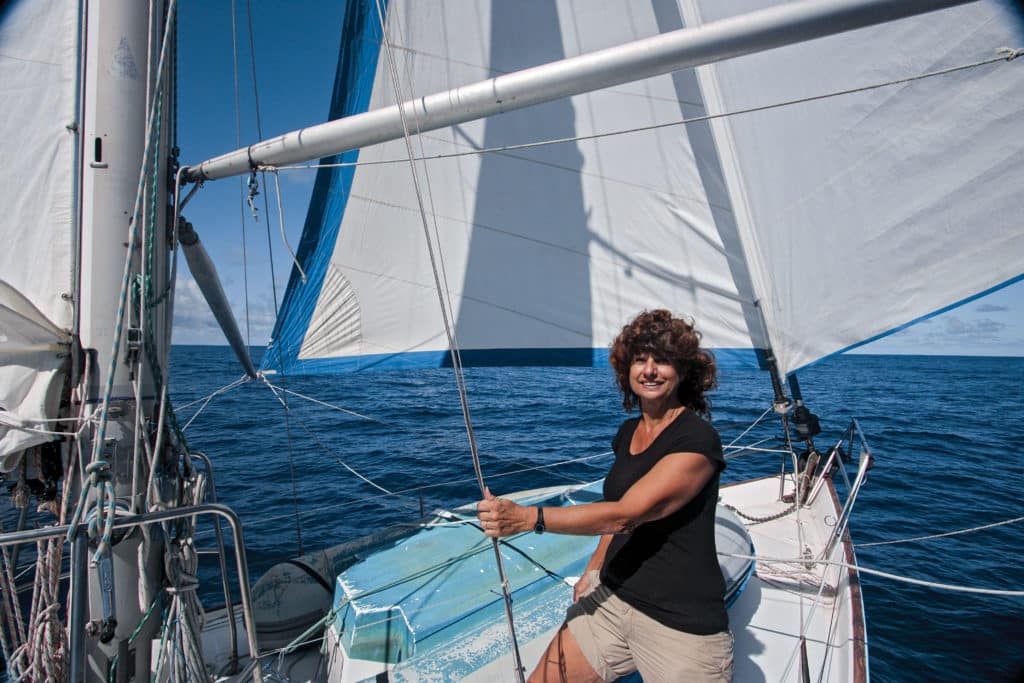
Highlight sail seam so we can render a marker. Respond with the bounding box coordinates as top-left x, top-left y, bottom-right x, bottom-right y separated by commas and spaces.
334, 198, 751, 305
